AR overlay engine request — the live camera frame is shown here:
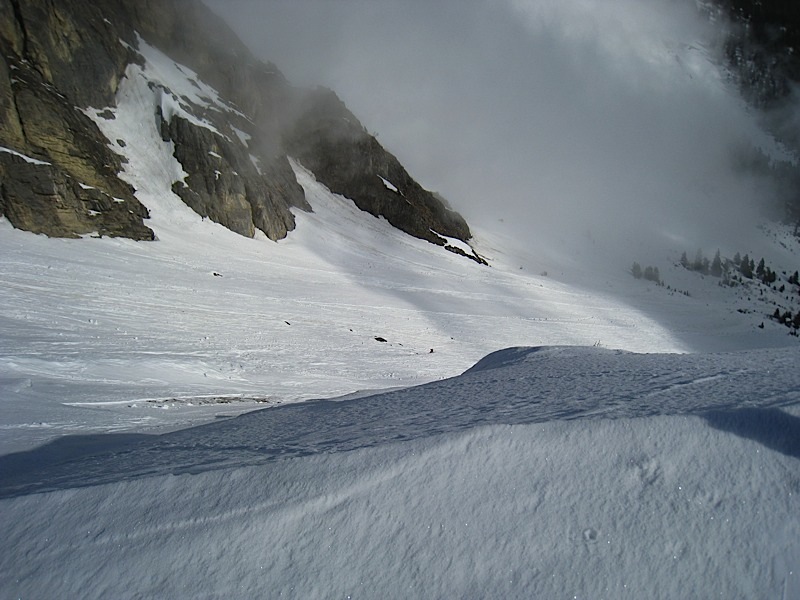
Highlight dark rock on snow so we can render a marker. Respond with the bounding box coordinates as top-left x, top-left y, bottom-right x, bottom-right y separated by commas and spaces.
0, 0, 474, 251
283, 87, 471, 245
